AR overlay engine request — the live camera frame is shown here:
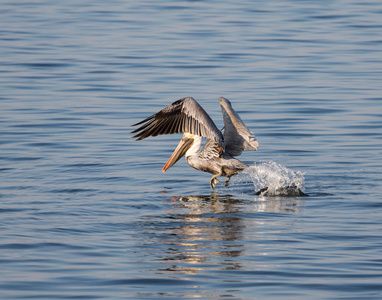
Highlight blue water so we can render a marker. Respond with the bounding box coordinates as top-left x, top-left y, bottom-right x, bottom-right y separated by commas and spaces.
1, 0, 382, 299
